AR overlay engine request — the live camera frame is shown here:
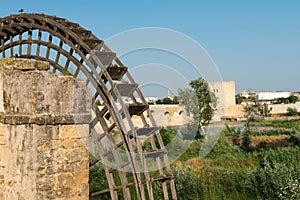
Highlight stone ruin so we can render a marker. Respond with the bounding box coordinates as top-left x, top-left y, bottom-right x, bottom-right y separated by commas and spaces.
0, 58, 90, 199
